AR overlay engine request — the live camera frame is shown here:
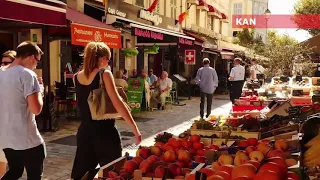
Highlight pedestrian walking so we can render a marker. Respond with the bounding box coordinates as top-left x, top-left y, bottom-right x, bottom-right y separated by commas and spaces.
0, 41, 46, 180
229, 58, 245, 104
71, 42, 141, 180
195, 58, 219, 119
